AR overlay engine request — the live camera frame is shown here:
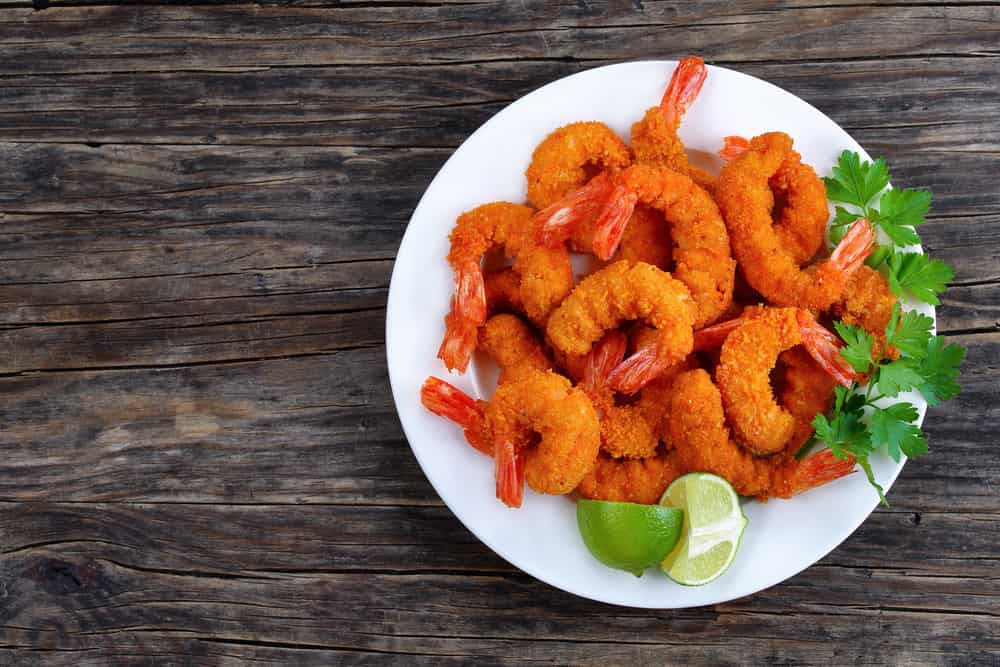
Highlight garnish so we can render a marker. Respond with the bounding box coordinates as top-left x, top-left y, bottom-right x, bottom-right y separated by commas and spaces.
824, 150, 952, 305
808, 306, 964, 505
808, 151, 965, 505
